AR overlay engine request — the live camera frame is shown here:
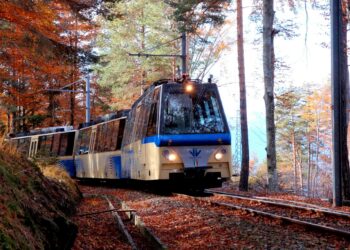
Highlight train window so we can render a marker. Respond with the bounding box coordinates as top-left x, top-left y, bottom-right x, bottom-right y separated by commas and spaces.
77, 128, 91, 155
110, 120, 119, 151
103, 124, 109, 151
17, 138, 30, 155
104, 123, 113, 151
95, 124, 103, 152
94, 122, 115, 153
38, 135, 53, 155
162, 85, 227, 134
65, 132, 75, 156
37, 136, 45, 152
51, 134, 61, 156
59, 132, 75, 156
131, 105, 142, 143
122, 108, 137, 147
59, 133, 68, 156
139, 106, 147, 140
146, 88, 160, 137
163, 93, 192, 134
117, 119, 125, 150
